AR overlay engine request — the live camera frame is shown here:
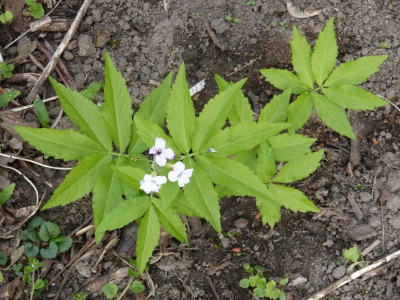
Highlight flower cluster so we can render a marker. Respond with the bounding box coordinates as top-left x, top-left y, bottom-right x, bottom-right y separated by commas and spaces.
139, 138, 193, 194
